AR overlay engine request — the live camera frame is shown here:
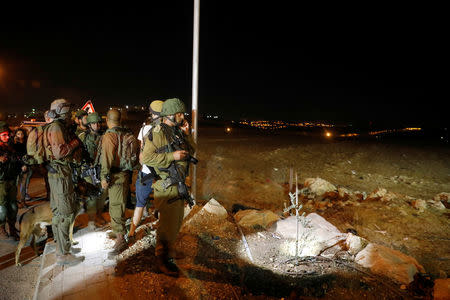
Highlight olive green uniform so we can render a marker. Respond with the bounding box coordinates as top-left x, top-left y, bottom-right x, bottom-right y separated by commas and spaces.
0, 144, 20, 232
45, 119, 82, 255
100, 127, 129, 234
79, 130, 107, 217
141, 124, 194, 258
